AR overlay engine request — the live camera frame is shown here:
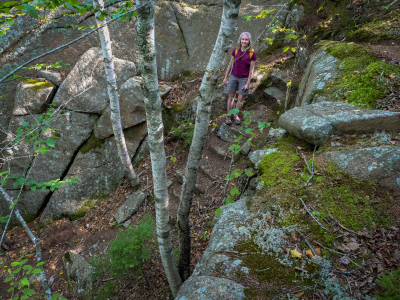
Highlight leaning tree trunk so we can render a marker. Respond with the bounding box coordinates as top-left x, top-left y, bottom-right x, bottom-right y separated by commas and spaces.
0, 187, 52, 300
135, 0, 182, 296
177, 0, 242, 280
93, 0, 140, 189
